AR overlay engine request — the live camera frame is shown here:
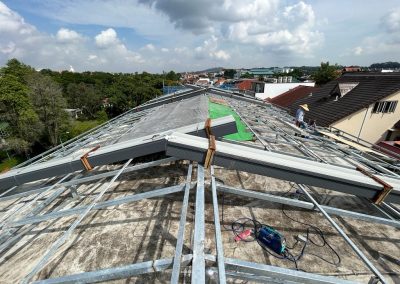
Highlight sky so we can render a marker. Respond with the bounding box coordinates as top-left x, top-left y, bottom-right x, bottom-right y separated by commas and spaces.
0, 0, 399, 73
